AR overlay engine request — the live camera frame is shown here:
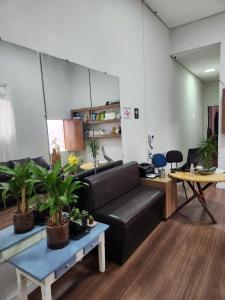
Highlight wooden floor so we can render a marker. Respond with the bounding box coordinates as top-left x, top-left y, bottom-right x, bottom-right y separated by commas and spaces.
1, 184, 225, 300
